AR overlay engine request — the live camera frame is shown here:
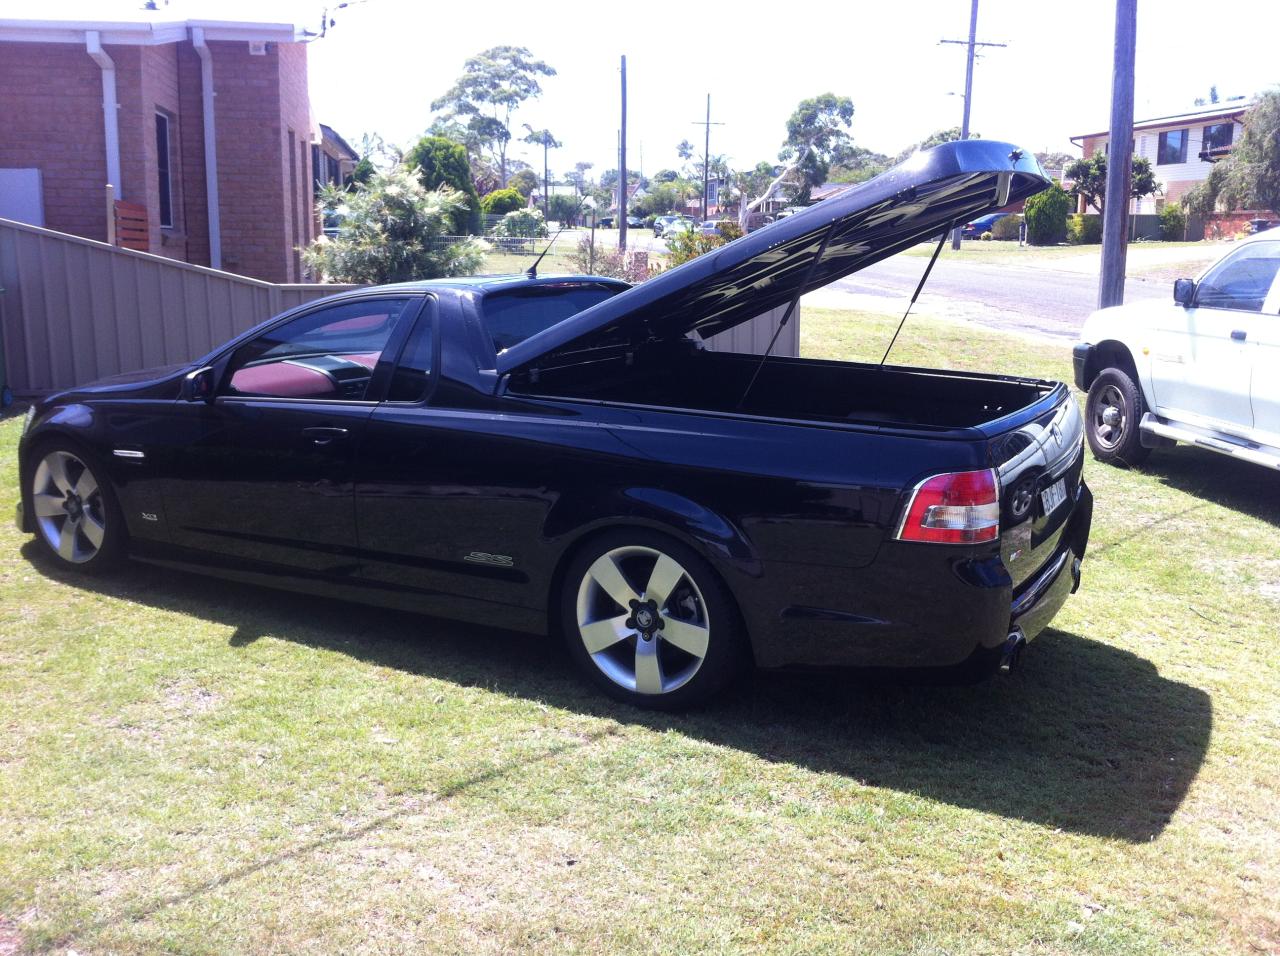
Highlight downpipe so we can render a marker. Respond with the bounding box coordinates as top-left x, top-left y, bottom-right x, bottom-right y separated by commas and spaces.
999, 628, 1026, 675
